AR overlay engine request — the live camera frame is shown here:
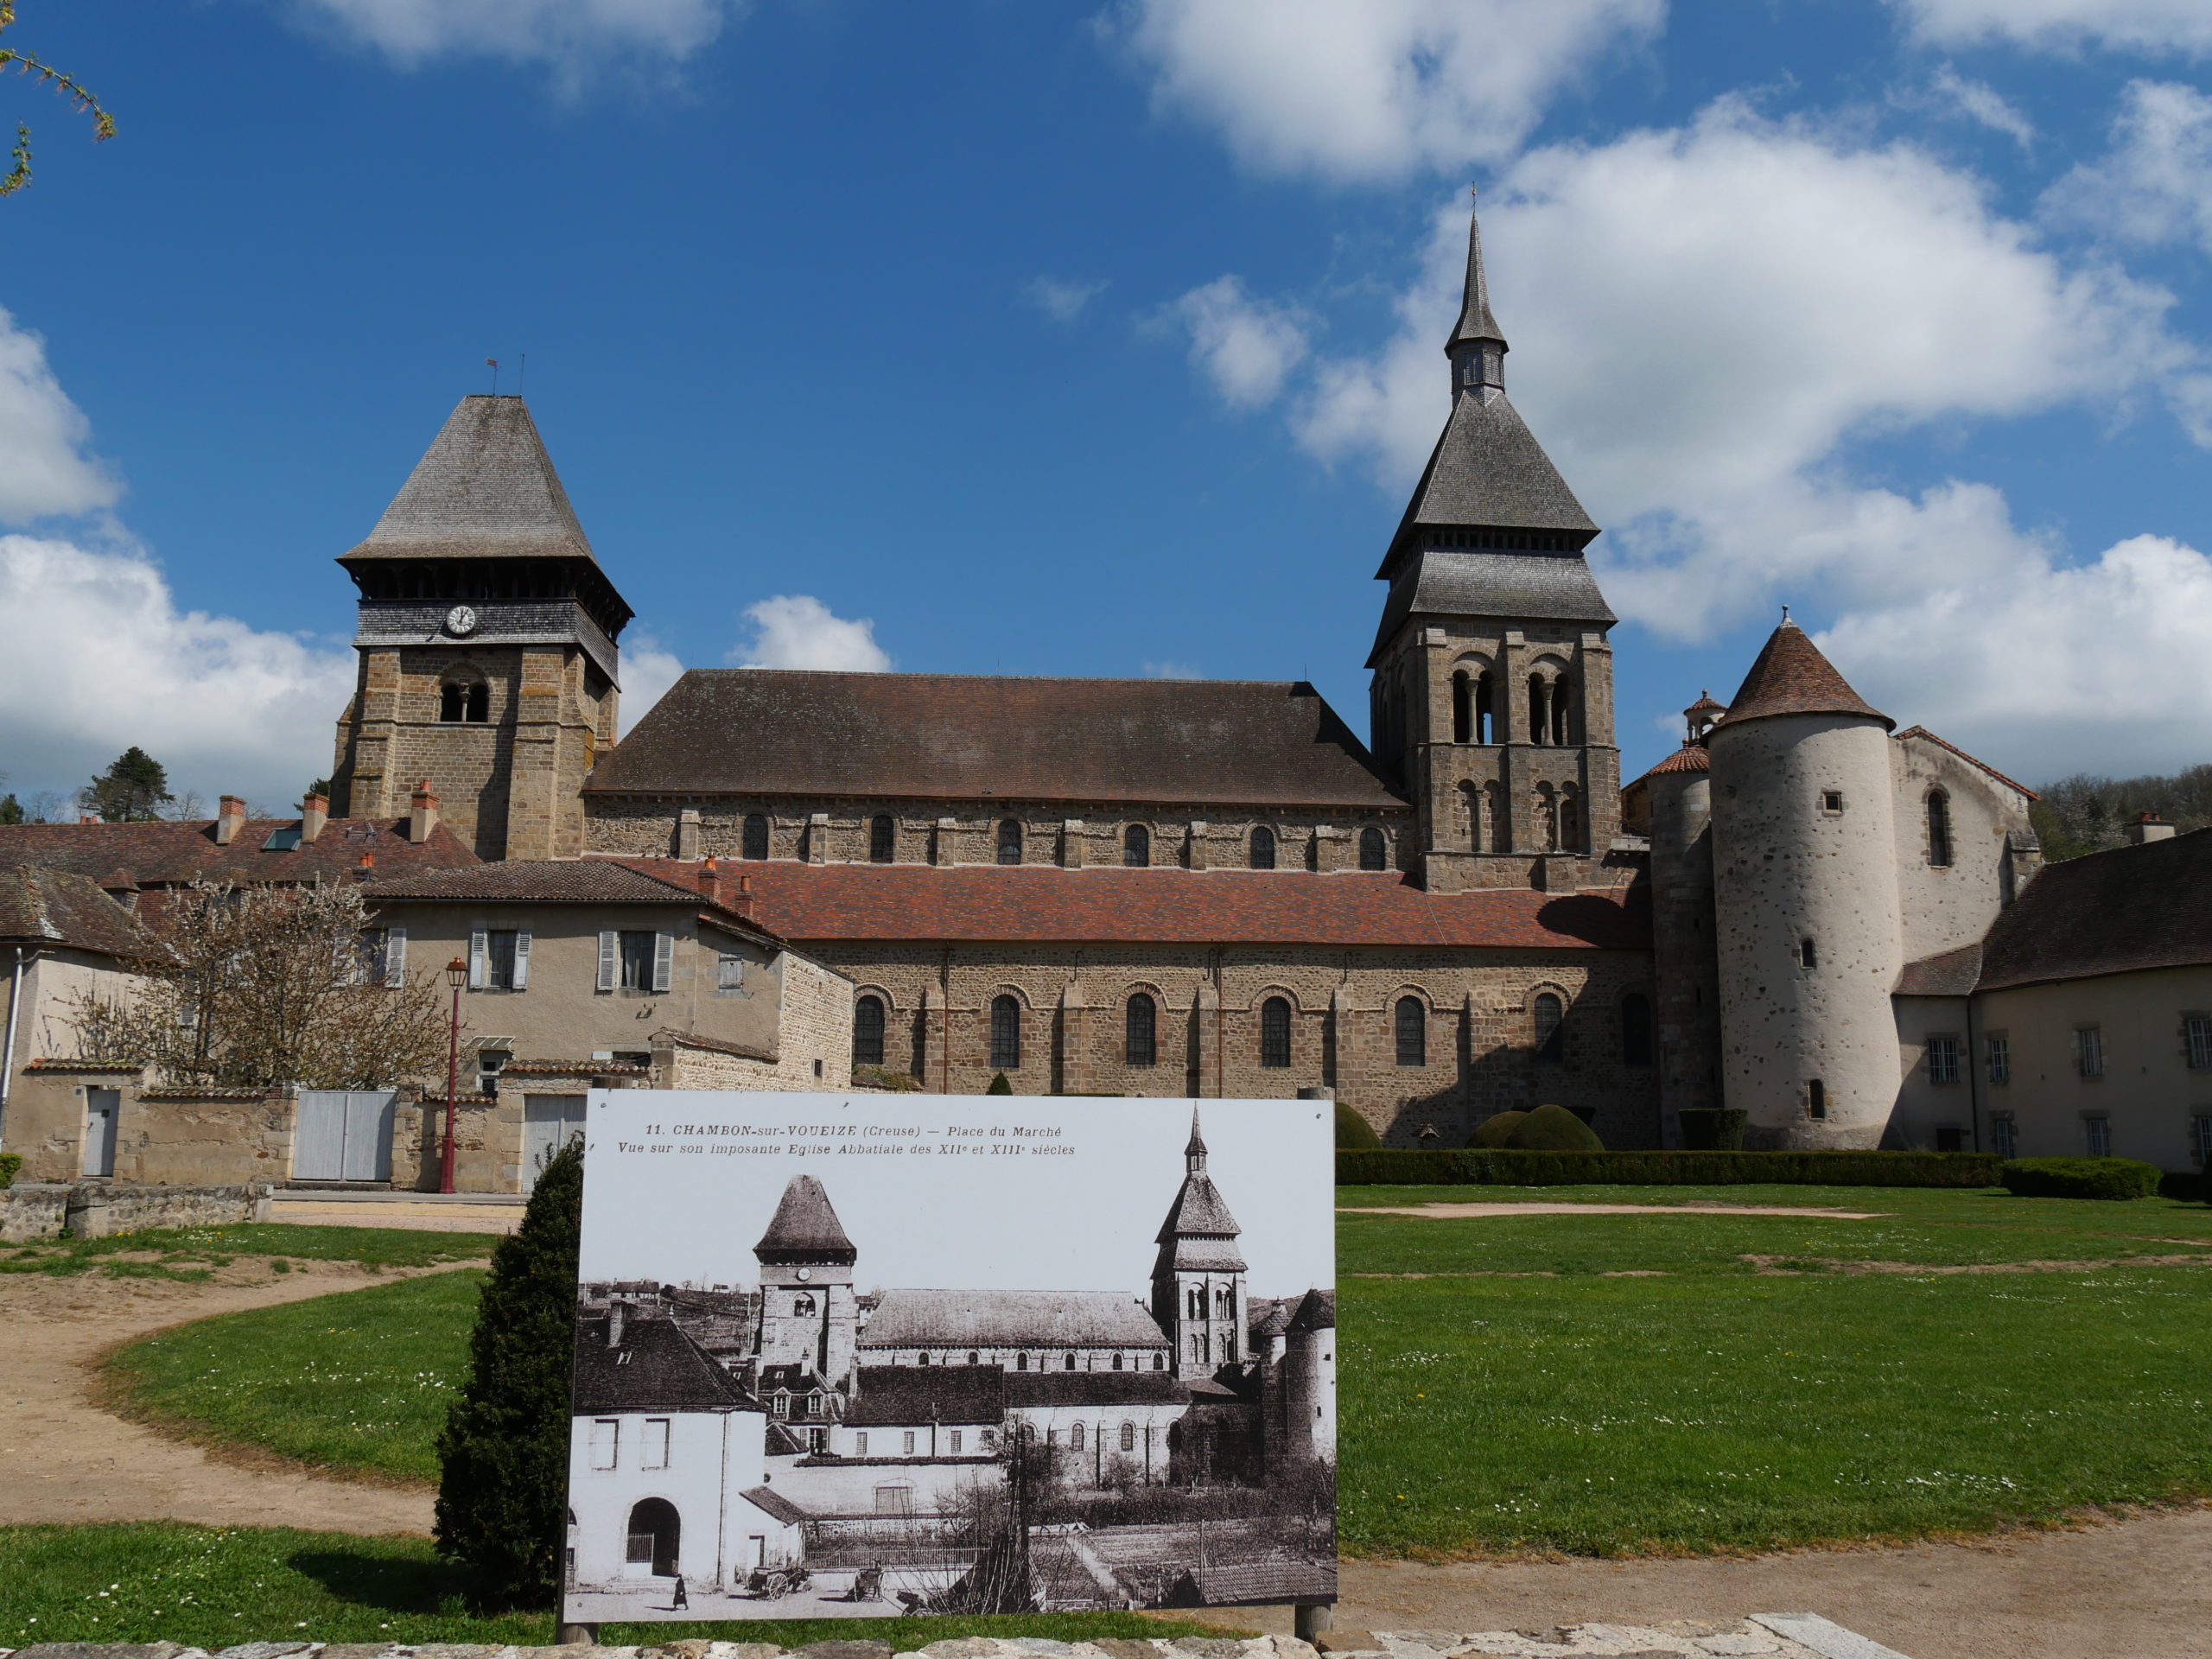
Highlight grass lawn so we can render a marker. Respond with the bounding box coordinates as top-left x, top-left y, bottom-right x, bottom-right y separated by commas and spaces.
0, 1522, 1230, 1648
2, 1224, 494, 1281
